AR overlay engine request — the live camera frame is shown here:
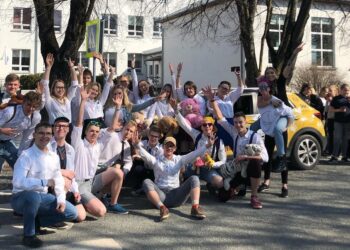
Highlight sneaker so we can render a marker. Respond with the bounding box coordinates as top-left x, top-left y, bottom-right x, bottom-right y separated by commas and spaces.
257, 183, 269, 193
281, 187, 288, 198
328, 156, 338, 164
272, 155, 287, 172
250, 195, 263, 209
191, 206, 206, 219
47, 222, 73, 230
108, 204, 129, 214
160, 206, 169, 221
22, 235, 43, 248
